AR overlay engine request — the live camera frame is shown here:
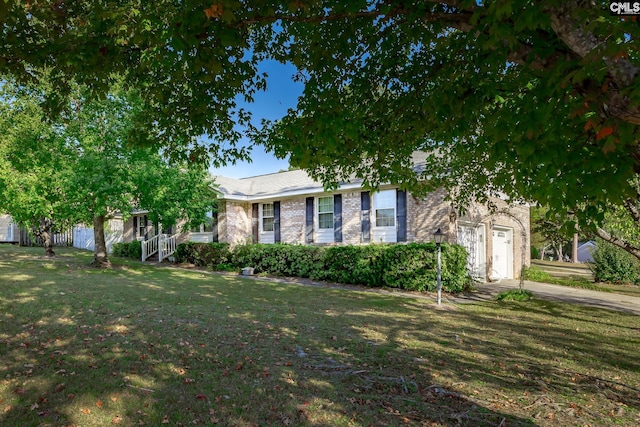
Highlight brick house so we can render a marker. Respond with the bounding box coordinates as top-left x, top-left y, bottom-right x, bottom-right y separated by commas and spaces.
182, 168, 530, 282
